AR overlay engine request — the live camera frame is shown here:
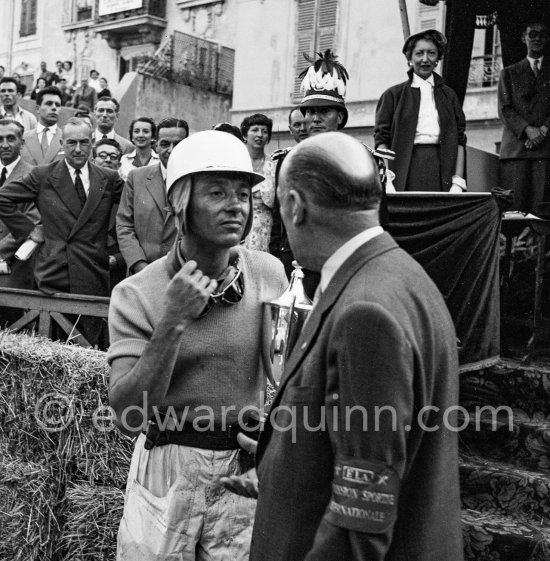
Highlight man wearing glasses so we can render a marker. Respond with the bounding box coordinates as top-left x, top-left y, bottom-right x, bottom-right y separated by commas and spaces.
498, 21, 550, 213
116, 118, 188, 276
92, 138, 126, 290
0, 117, 124, 345
108, 130, 287, 560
